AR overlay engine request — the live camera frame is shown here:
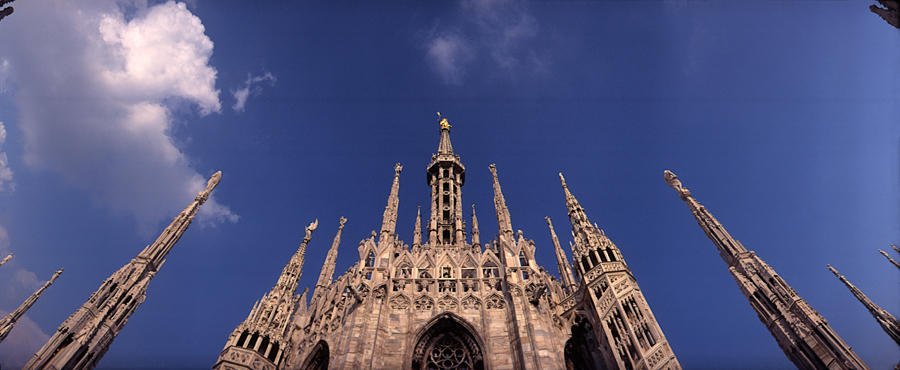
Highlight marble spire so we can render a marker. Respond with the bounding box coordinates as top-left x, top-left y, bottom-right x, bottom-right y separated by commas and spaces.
879, 248, 900, 271
413, 206, 422, 247
379, 163, 402, 244
545, 217, 576, 294
315, 217, 347, 297
27, 171, 222, 369
471, 204, 480, 247
827, 265, 900, 347
489, 164, 513, 237
664, 169, 868, 369
0, 268, 62, 343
